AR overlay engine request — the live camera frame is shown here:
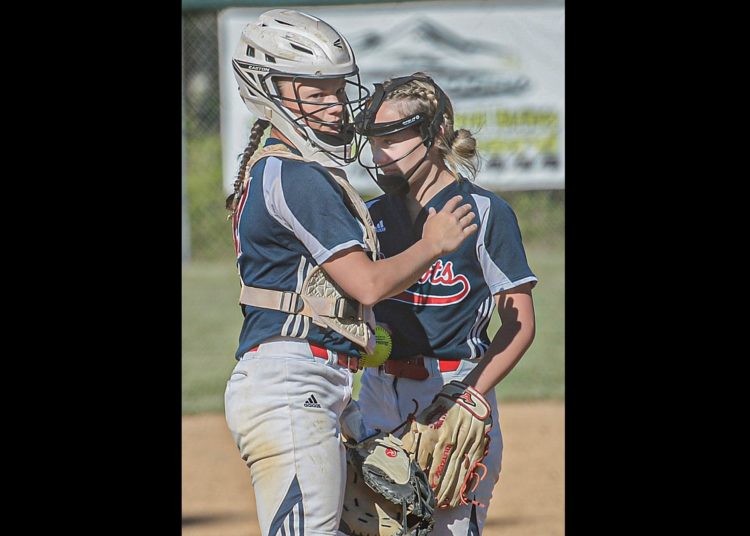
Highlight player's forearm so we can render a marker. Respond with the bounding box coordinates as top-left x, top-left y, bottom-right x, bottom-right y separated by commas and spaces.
460, 288, 536, 395
464, 321, 535, 396
356, 238, 441, 306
